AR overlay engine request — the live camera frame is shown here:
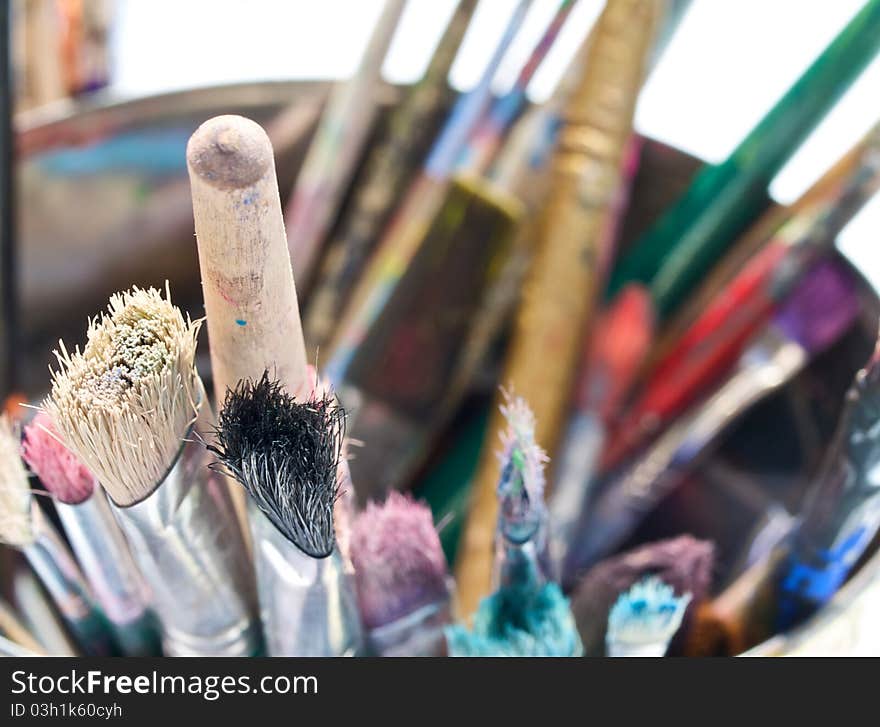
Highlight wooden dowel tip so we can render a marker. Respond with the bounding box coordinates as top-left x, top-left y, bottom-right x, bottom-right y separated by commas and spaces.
186, 114, 273, 190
